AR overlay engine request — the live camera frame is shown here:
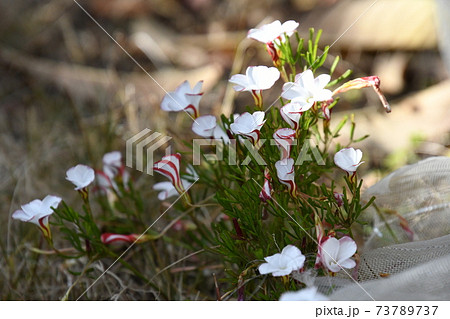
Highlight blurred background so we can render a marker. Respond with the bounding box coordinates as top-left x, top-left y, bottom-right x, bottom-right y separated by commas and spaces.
0, 0, 449, 299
